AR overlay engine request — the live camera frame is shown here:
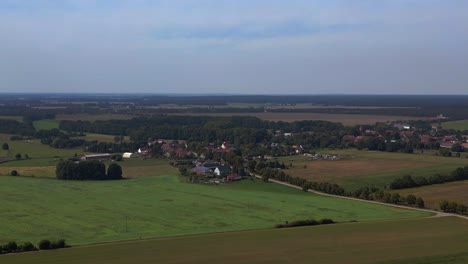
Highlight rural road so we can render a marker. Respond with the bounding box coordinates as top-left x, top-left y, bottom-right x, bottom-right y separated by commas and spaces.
255, 175, 468, 220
